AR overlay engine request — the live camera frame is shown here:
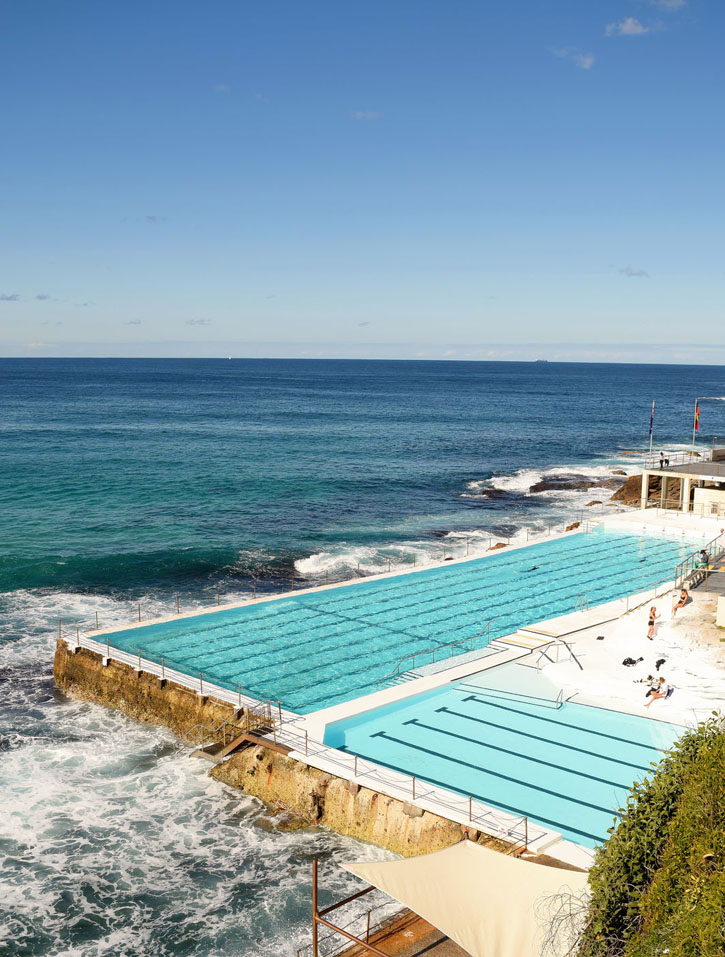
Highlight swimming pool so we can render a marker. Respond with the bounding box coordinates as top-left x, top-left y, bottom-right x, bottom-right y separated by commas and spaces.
324, 673, 682, 847
99, 526, 702, 713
